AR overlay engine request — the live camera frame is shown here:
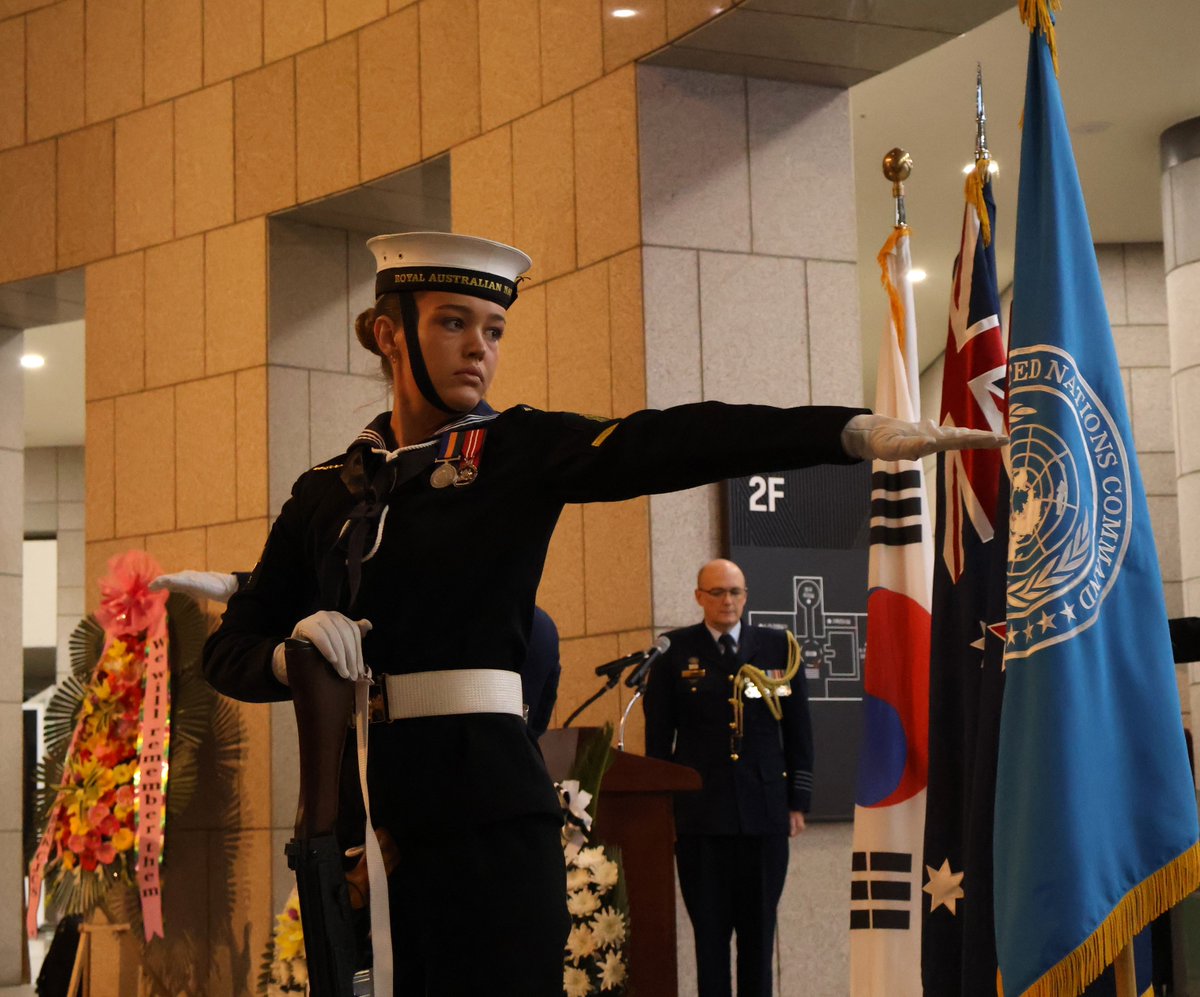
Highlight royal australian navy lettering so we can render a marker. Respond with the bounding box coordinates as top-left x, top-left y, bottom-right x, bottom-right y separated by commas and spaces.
390, 271, 515, 300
